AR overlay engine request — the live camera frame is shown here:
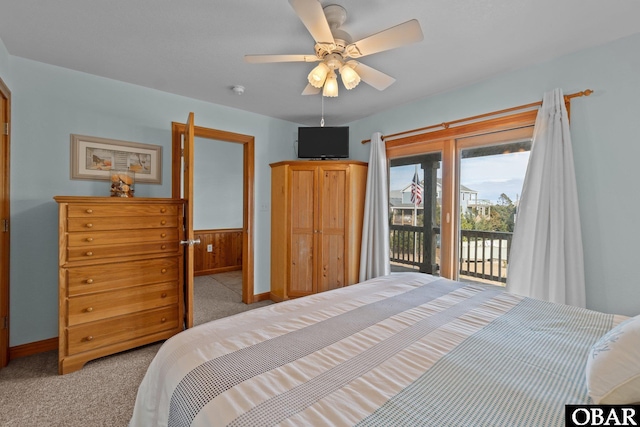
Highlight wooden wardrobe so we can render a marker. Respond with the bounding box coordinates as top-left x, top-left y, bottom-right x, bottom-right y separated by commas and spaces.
270, 160, 367, 301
